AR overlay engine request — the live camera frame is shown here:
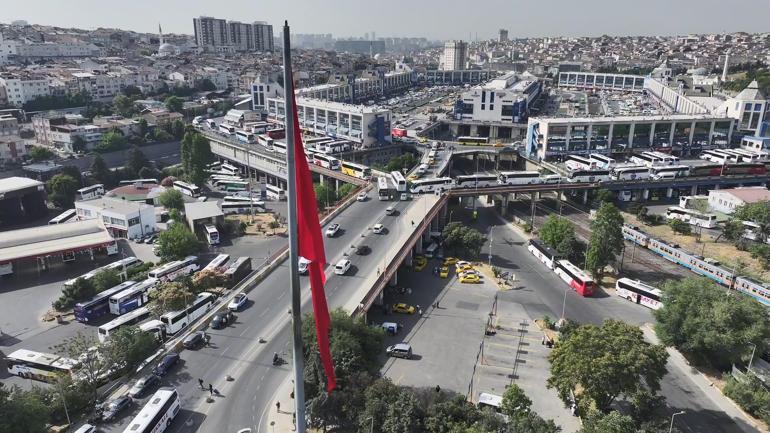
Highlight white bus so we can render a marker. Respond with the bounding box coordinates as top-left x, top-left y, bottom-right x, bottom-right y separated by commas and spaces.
565, 155, 596, 171
377, 177, 391, 200
649, 165, 690, 180
97, 307, 152, 343
313, 154, 341, 170
457, 136, 490, 145
122, 388, 181, 433
665, 206, 718, 228
210, 175, 244, 184
409, 177, 453, 194
615, 278, 662, 310
219, 124, 235, 135
6, 349, 78, 382
272, 140, 288, 154
204, 224, 220, 245
147, 256, 199, 282
389, 171, 407, 192
646, 151, 679, 165
609, 166, 651, 181
477, 393, 503, 412
678, 195, 709, 209
728, 149, 762, 162
220, 162, 240, 176
265, 184, 286, 201
172, 180, 201, 198
160, 292, 216, 335
699, 149, 731, 163
77, 184, 104, 201
236, 130, 256, 143
497, 171, 541, 185
223, 196, 265, 206
221, 202, 263, 215
203, 253, 230, 271
48, 208, 77, 225
527, 239, 559, 270
257, 134, 274, 149
119, 179, 157, 186
454, 174, 498, 189
139, 320, 167, 342
566, 169, 611, 183
629, 152, 665, 167
109, 278, 158, 316
588, 154, 615, 169
340, 161, 372, 180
